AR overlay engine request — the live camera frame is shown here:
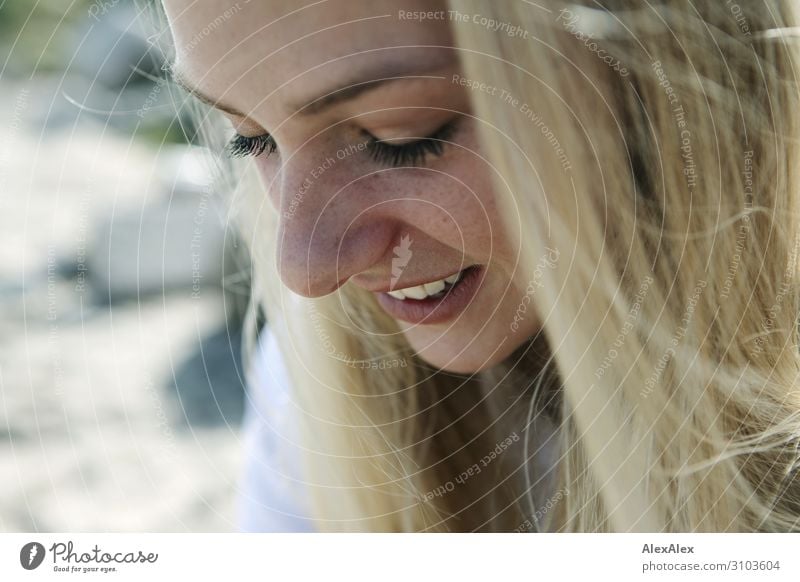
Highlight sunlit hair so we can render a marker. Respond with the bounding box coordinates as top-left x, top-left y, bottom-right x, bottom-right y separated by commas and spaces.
158, 0, 800, 531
